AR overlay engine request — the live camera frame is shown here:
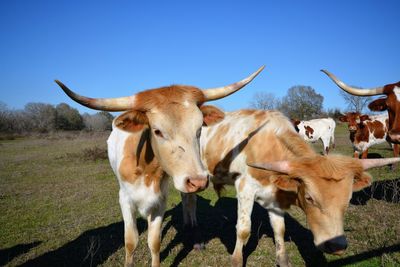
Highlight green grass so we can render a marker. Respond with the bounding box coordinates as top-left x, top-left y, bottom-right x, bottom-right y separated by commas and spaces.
0, 124, 399, 266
